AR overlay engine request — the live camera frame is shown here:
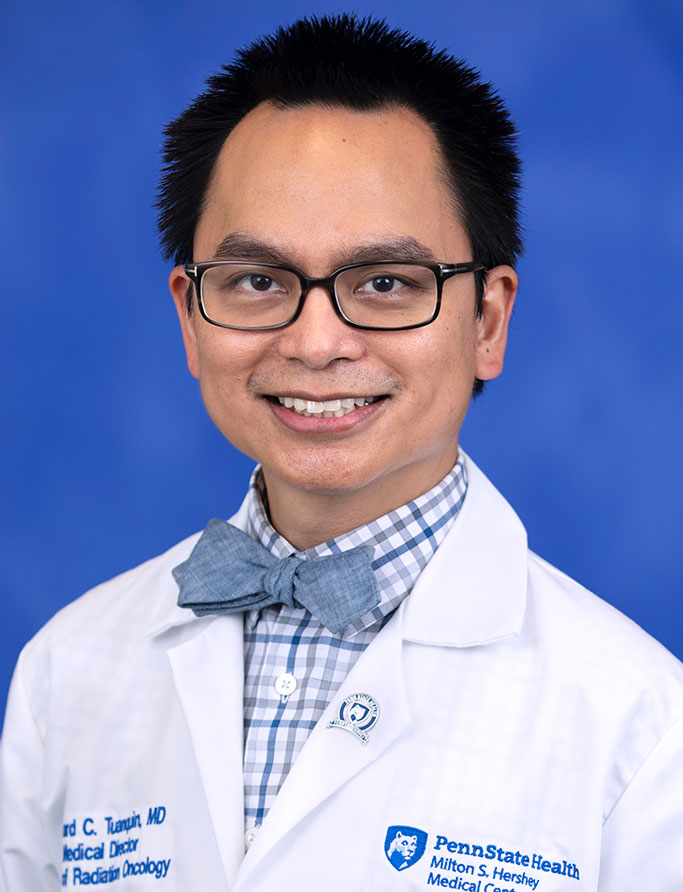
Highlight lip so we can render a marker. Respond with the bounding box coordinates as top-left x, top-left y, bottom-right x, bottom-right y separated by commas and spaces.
269, 393, 381, 402
267, 394, 387, 433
